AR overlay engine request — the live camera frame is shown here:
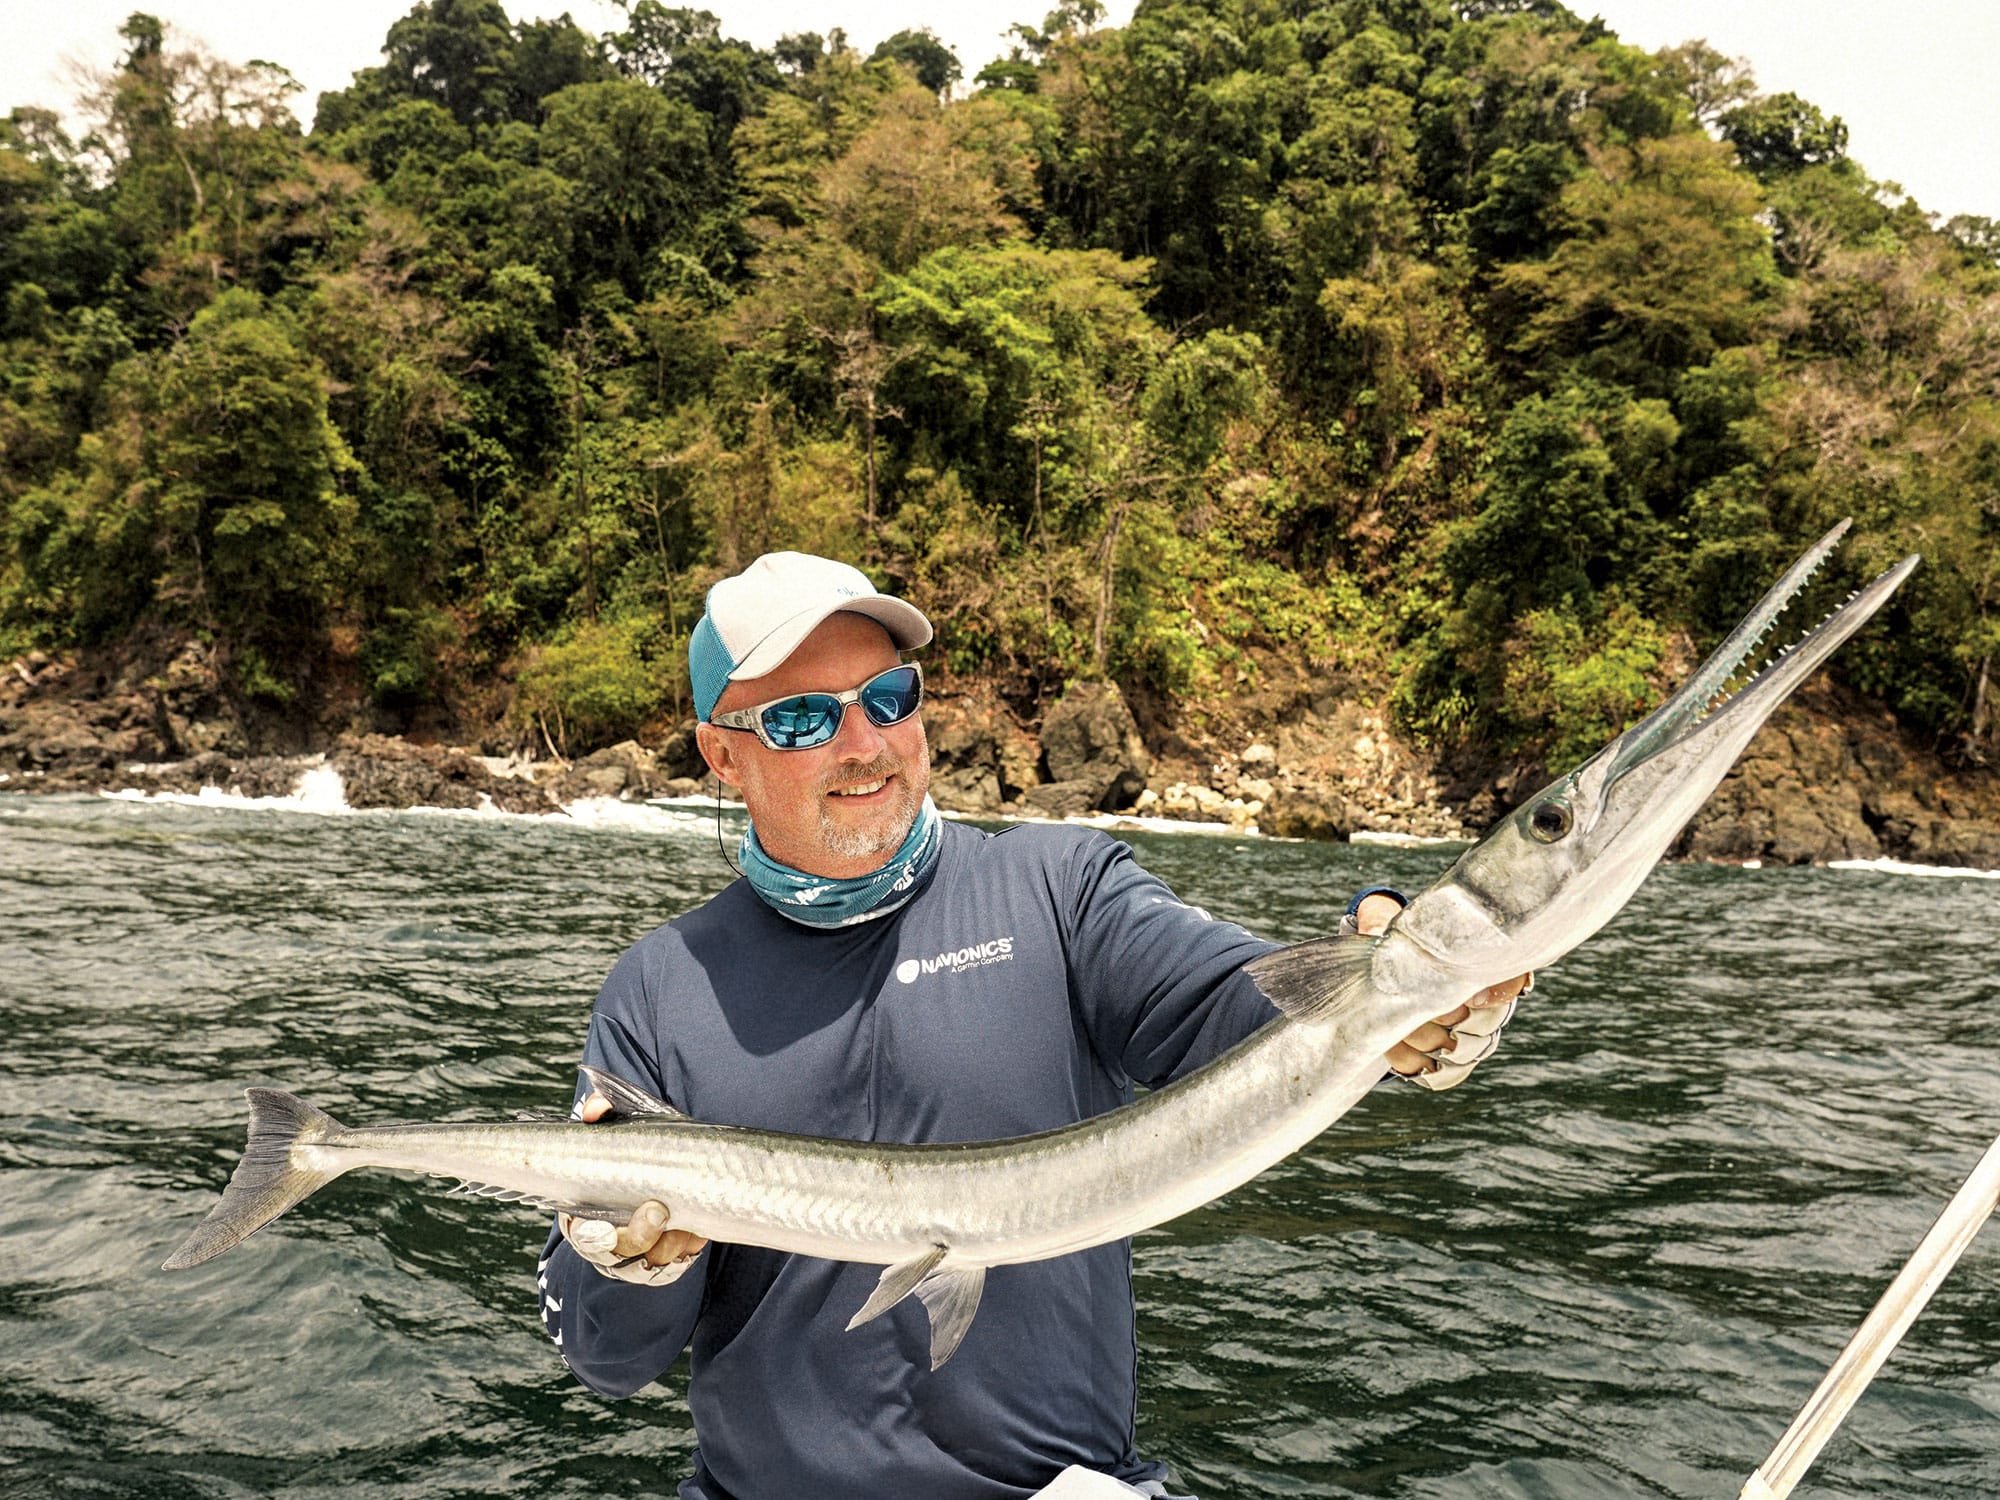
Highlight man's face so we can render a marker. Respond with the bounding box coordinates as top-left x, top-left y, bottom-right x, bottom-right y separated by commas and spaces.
697, 612, 930, 879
